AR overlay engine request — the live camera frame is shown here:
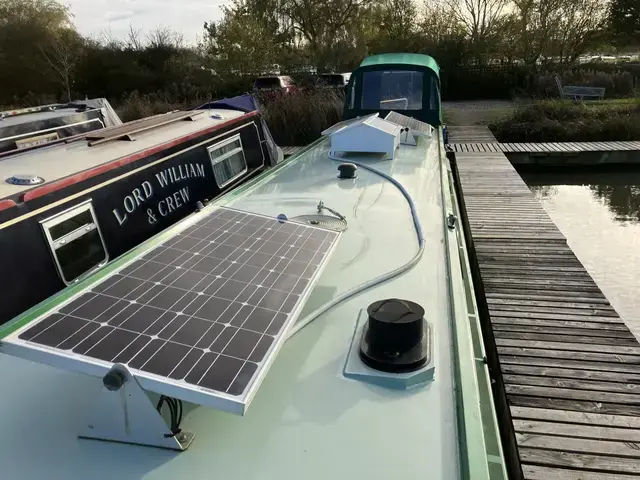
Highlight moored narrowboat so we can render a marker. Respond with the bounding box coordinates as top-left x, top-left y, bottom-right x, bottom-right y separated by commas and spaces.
0, 55, 513, 480
0, 95, 281, 324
